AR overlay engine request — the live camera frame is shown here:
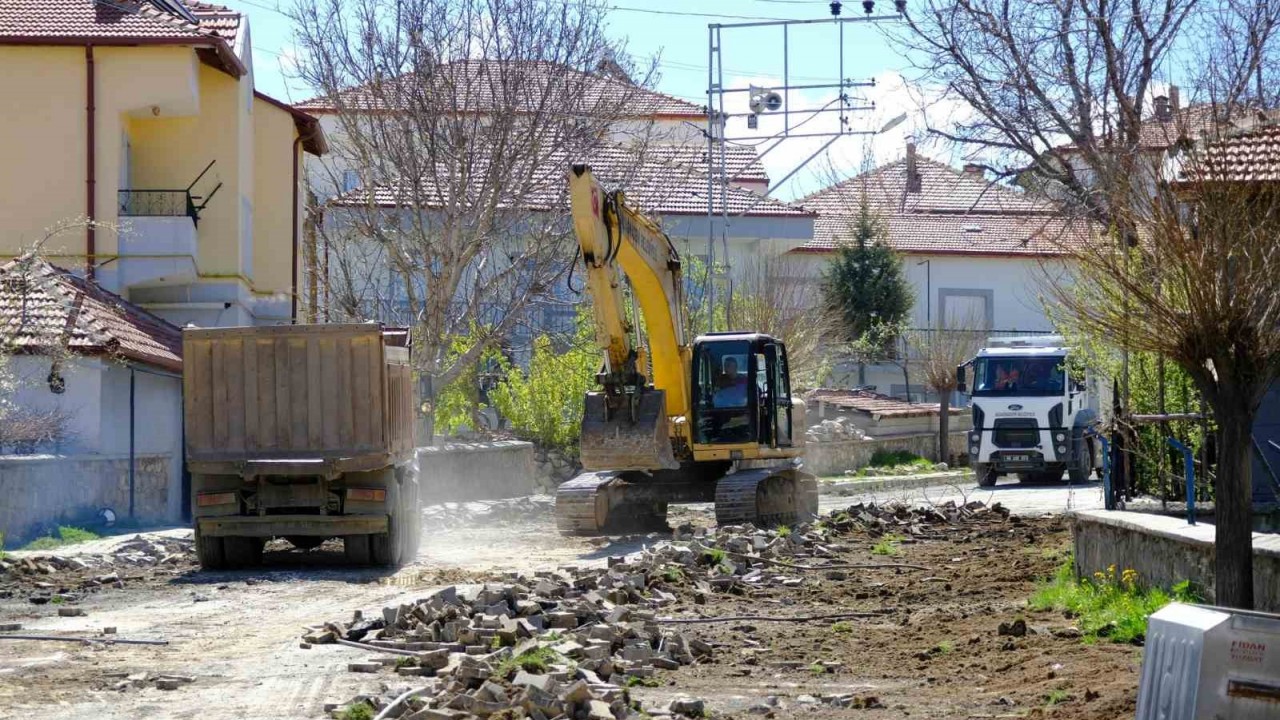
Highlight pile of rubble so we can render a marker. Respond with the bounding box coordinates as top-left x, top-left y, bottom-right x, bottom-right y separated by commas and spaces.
313, 500, 1011, 718
803, 417, 867, 443
0, 534, 195, 599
